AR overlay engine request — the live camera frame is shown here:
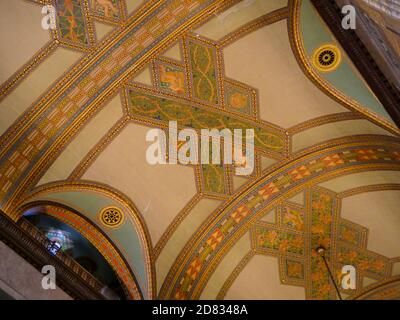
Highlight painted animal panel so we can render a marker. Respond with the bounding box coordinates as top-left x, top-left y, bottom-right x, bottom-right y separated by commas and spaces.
282, 206, 304, 231
91, 0, 120, 20
157, 64, 186, 95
